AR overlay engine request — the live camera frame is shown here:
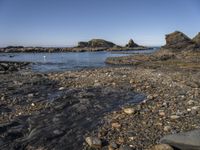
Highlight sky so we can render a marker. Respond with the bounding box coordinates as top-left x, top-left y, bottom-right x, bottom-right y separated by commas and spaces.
0, 0, 199, 47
